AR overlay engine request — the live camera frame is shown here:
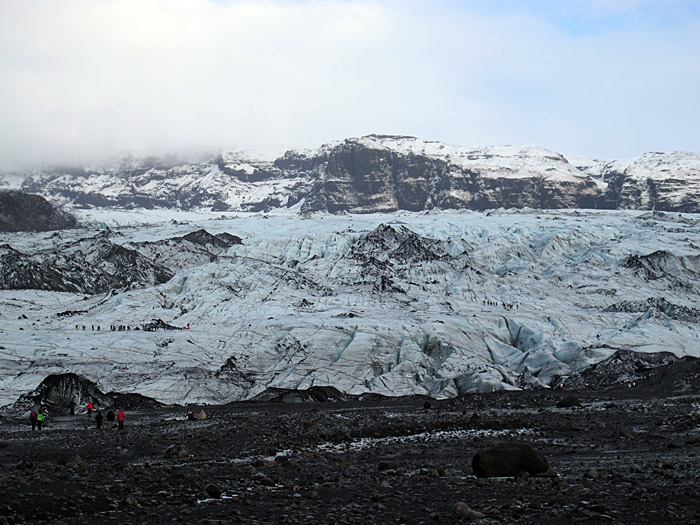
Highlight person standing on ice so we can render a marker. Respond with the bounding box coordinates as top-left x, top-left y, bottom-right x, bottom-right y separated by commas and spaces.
117, 409, 126, 430
86, 401, 94, 418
